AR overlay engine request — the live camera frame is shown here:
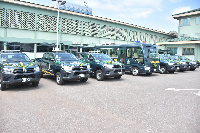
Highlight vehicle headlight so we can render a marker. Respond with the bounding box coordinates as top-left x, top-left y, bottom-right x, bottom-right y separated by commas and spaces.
168, 62, 174, 65
104, 64, 113, 69
180, 61, 186, 65
87, 65, 90, 70
62, 66, 72, 71
3, 67, 14, 73
34, 66, 40, 72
